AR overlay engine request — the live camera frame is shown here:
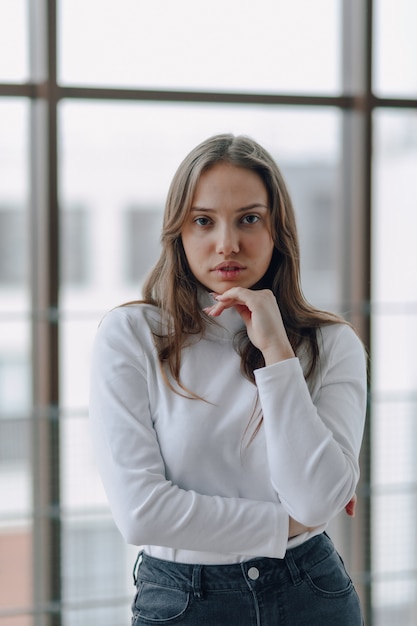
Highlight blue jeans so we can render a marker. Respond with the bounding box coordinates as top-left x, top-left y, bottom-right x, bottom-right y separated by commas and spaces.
131, 533, 363, 625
